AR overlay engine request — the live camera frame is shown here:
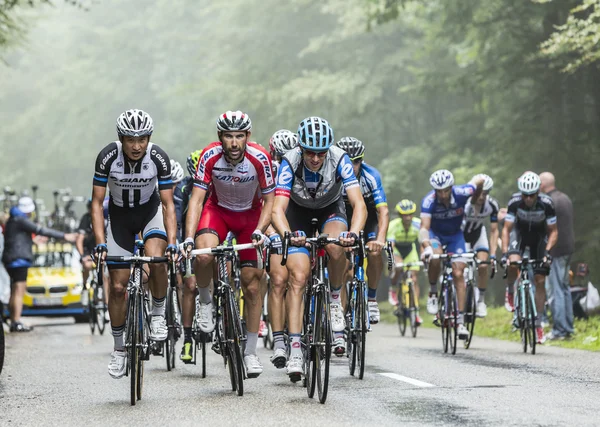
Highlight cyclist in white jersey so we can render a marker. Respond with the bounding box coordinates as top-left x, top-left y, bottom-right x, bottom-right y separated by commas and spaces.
91, 109, 178, 379
462, 174, 499, 317
266, 129, 299, 368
